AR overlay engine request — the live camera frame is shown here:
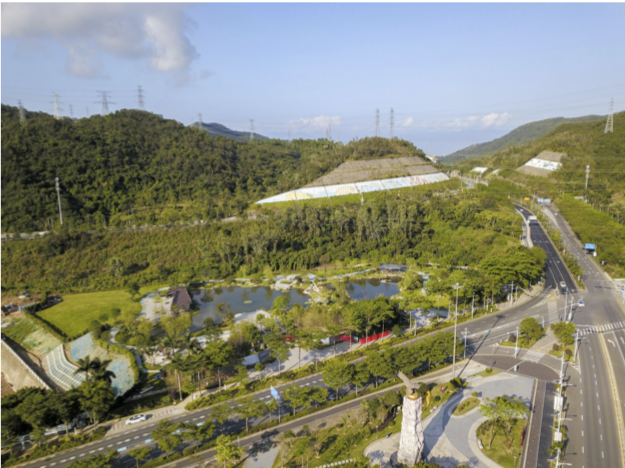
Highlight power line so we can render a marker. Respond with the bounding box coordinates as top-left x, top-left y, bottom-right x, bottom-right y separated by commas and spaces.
605, 98, 614, 133
96, 91, 114, 116
138, 85, 145, 111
